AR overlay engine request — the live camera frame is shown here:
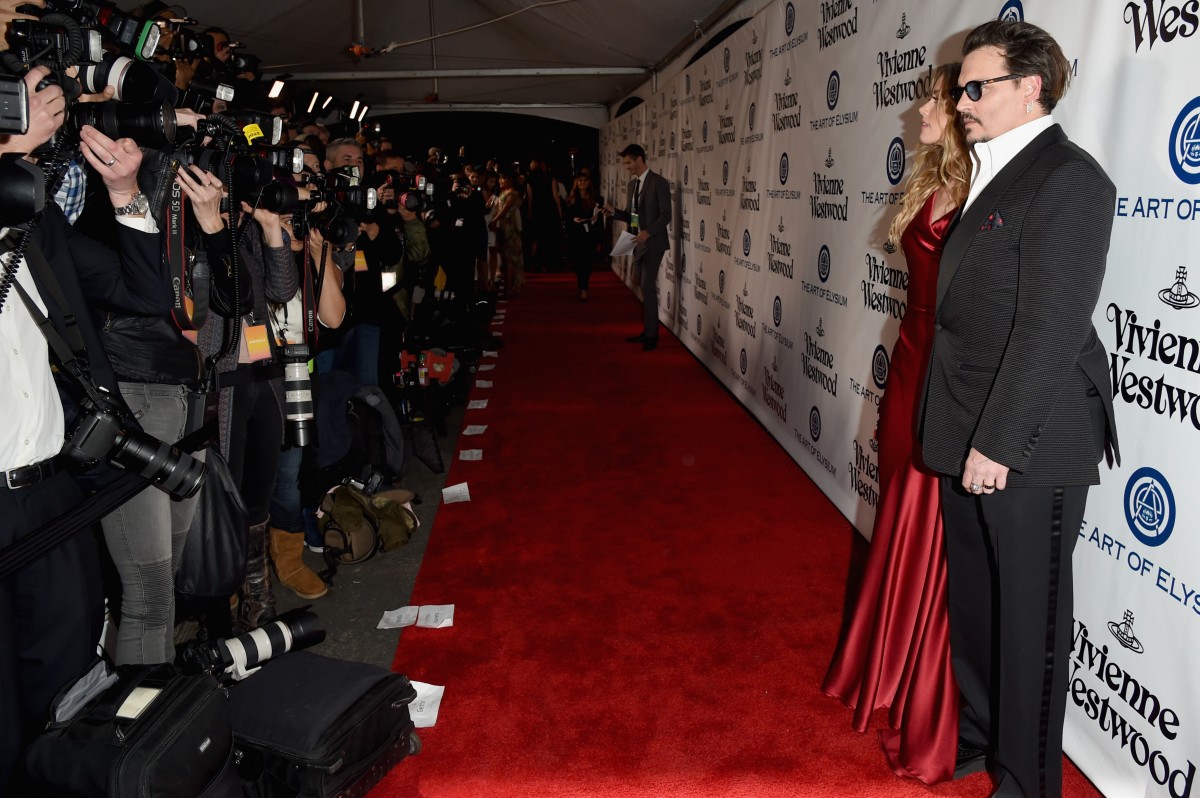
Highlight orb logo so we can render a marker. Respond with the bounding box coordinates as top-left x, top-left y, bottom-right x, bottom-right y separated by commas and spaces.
748, 102, 757, 131
684, 165, 689, 185
1169, 97, 1200, 184
809, 406, 822, 441
779, 152, 790, 185
785, 1, 796, 36
723, 47, 731, 74
699, 220, 706, 241
1124, 467, 1176, 547
998, 0, 1023, 21
773, 296, 782, 327
872, 345, 890, 390
696, 314, 702, 335
886, 136, 906, 186
739, 348, 748, 375
827, 70, 840, 111
818, 245, 831, 283
722, 160, 730, 185
719, 270, 726, 293
702, 120, 709, 143
742, 229, 751, 257
670, 131, 676, 151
